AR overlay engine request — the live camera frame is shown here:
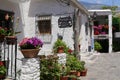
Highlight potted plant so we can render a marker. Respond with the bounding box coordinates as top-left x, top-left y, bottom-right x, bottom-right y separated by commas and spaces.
0, 61, 6, 79
40, 55, 61, 80
53, 39, 69, 54
5, 17, 21, 45
60, 65, 71, 80
19, 37, 43, 58
66, 55, 86, 77
80, 61, 87, 76
0, 27, 7, 43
